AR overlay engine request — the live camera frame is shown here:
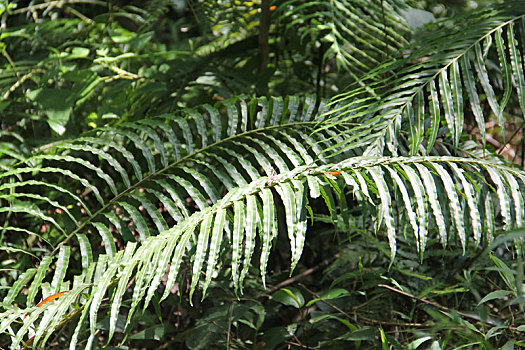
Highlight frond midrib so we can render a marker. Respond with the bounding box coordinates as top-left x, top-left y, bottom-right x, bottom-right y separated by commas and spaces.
326, 9, 525, 132
49, 119, 359, 255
